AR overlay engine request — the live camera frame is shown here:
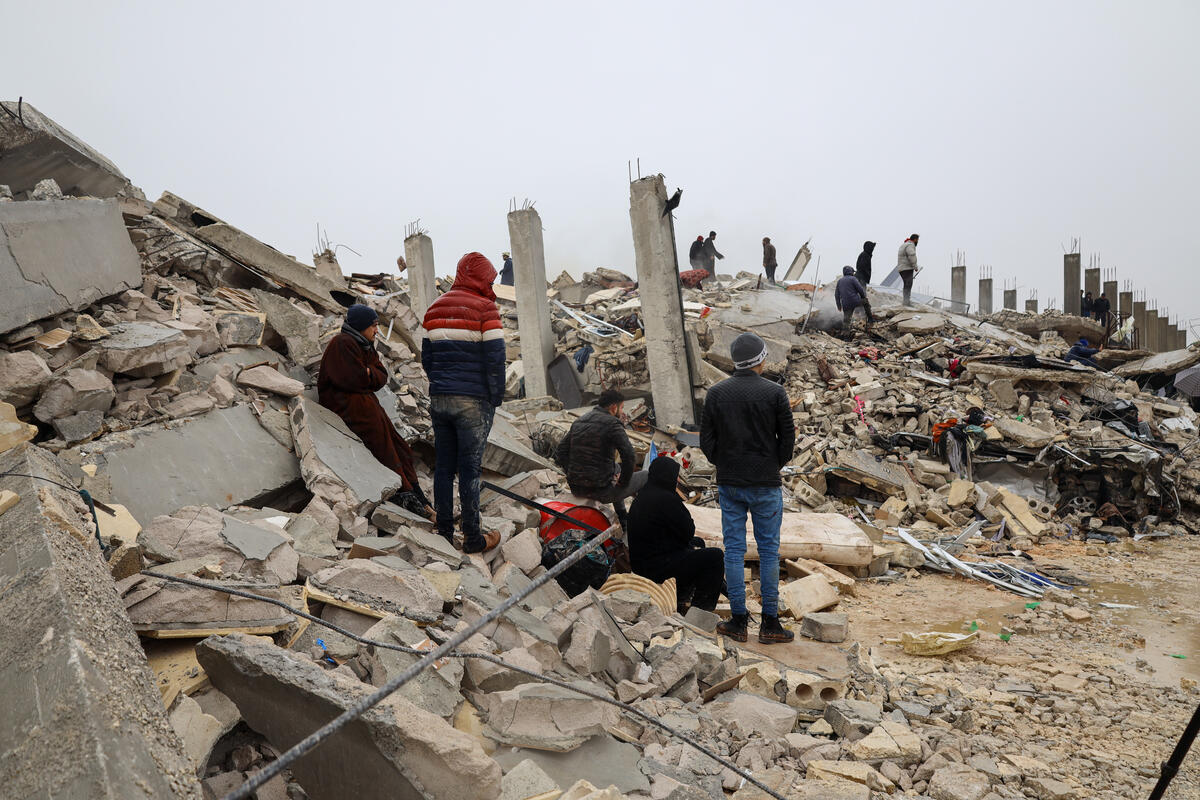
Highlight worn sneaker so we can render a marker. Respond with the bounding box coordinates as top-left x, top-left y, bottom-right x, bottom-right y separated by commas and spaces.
716, 613, 750, 643
758, 615, 795, 644
462, 529, 501, 554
